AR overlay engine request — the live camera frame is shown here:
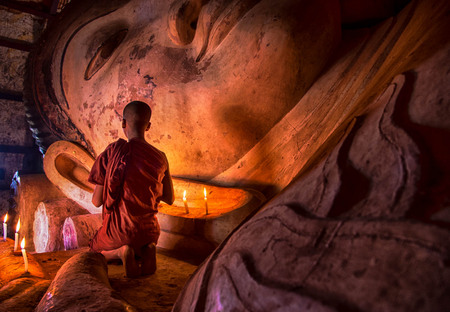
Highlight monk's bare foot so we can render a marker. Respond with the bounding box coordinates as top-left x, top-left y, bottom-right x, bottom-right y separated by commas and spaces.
120, 245, 140, 278
141, 243, 156, 276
